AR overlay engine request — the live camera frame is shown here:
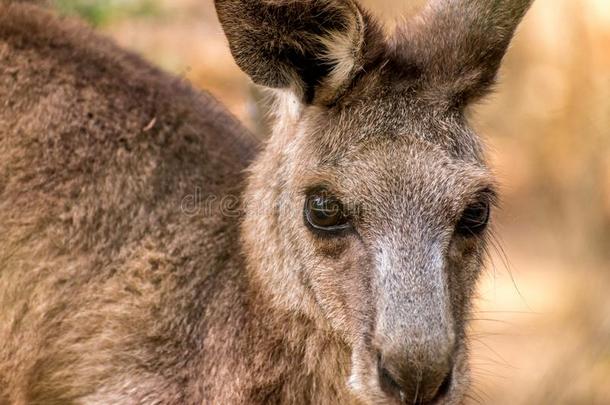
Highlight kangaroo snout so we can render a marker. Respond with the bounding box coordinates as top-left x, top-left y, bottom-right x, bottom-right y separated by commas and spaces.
376, 334, 455, 404
370, 236, 457, 403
